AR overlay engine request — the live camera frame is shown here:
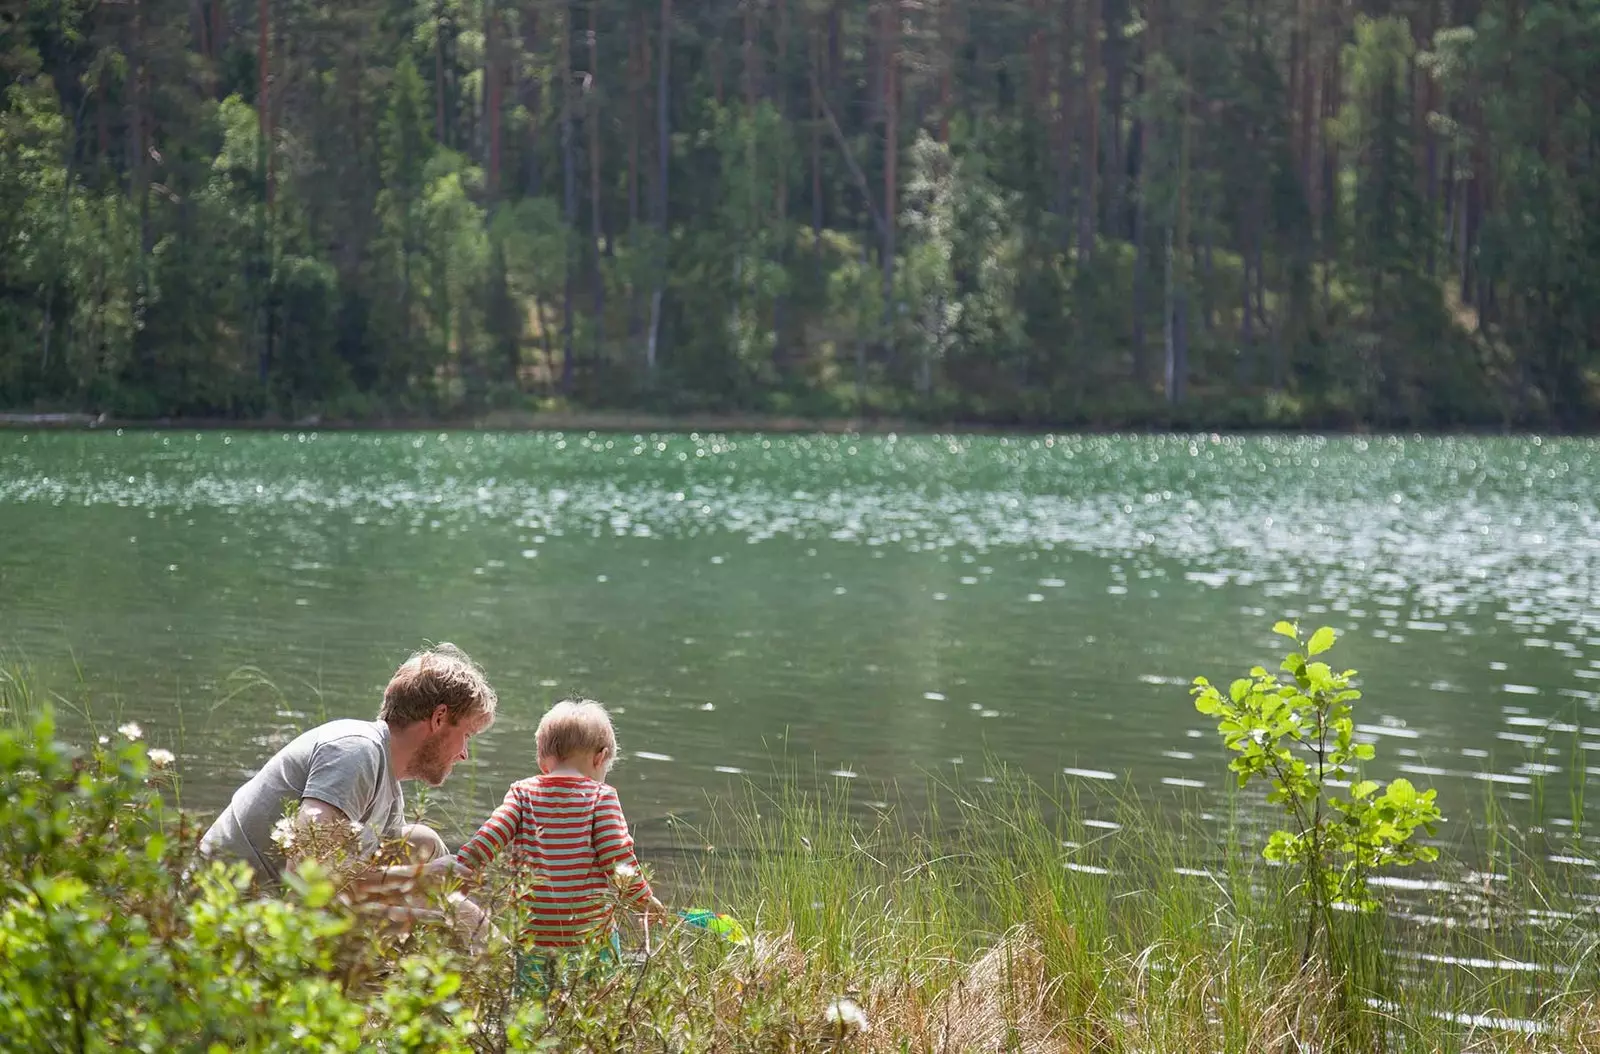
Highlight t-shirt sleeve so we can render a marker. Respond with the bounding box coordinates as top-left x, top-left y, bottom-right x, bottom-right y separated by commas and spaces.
301, 734, 384, 823
456, 784, 523, 871
592, 785, 654, 906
